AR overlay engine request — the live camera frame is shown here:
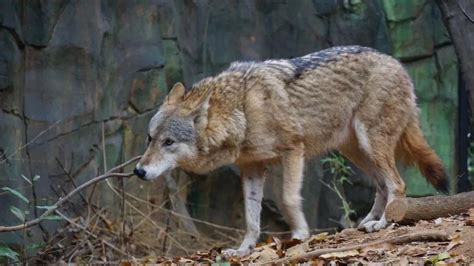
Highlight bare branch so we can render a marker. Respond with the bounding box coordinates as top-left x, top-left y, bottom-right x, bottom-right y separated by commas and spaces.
458, 0, 474, 23
0, 156, 140, 233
